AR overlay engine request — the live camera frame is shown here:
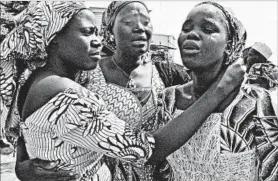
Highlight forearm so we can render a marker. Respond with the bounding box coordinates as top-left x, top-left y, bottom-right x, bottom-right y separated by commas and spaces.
149, 85, 227, 164
16, 136, 30, 162
15, 136, 30, 180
